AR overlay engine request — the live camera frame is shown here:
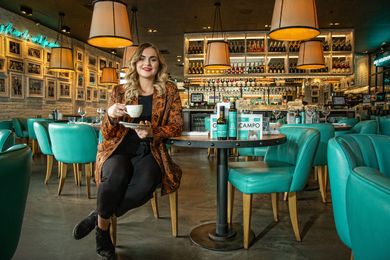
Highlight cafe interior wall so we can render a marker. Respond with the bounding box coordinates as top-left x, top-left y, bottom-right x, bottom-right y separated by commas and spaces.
0, 7, 117, 120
